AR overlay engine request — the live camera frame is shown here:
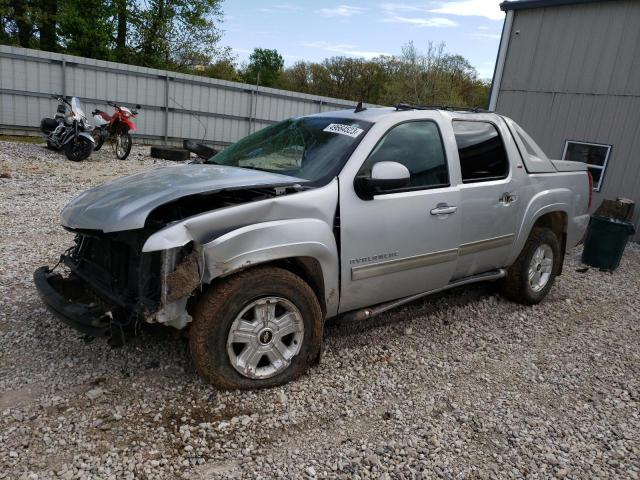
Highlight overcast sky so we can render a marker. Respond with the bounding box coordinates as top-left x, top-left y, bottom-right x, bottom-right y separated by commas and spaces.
220, 1, 505, 79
